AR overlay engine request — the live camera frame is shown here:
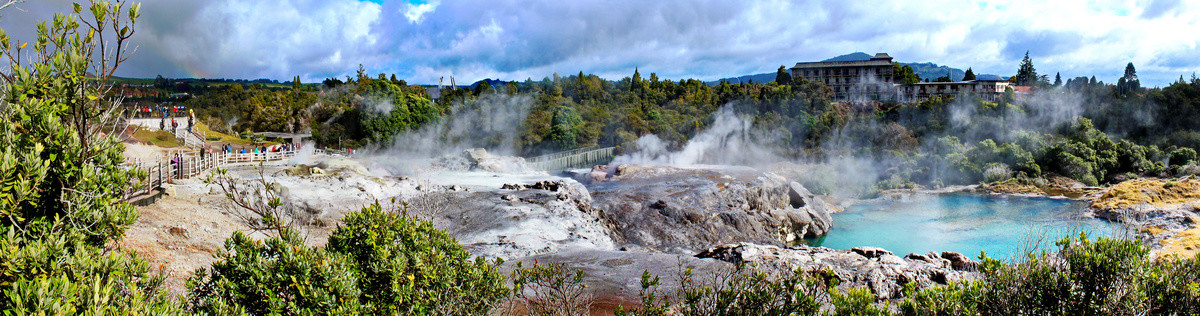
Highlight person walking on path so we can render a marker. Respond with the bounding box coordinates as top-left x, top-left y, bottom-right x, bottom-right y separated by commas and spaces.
160, 117, 166, 131
171, 118, 178, 135
187, 110, 195, 133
